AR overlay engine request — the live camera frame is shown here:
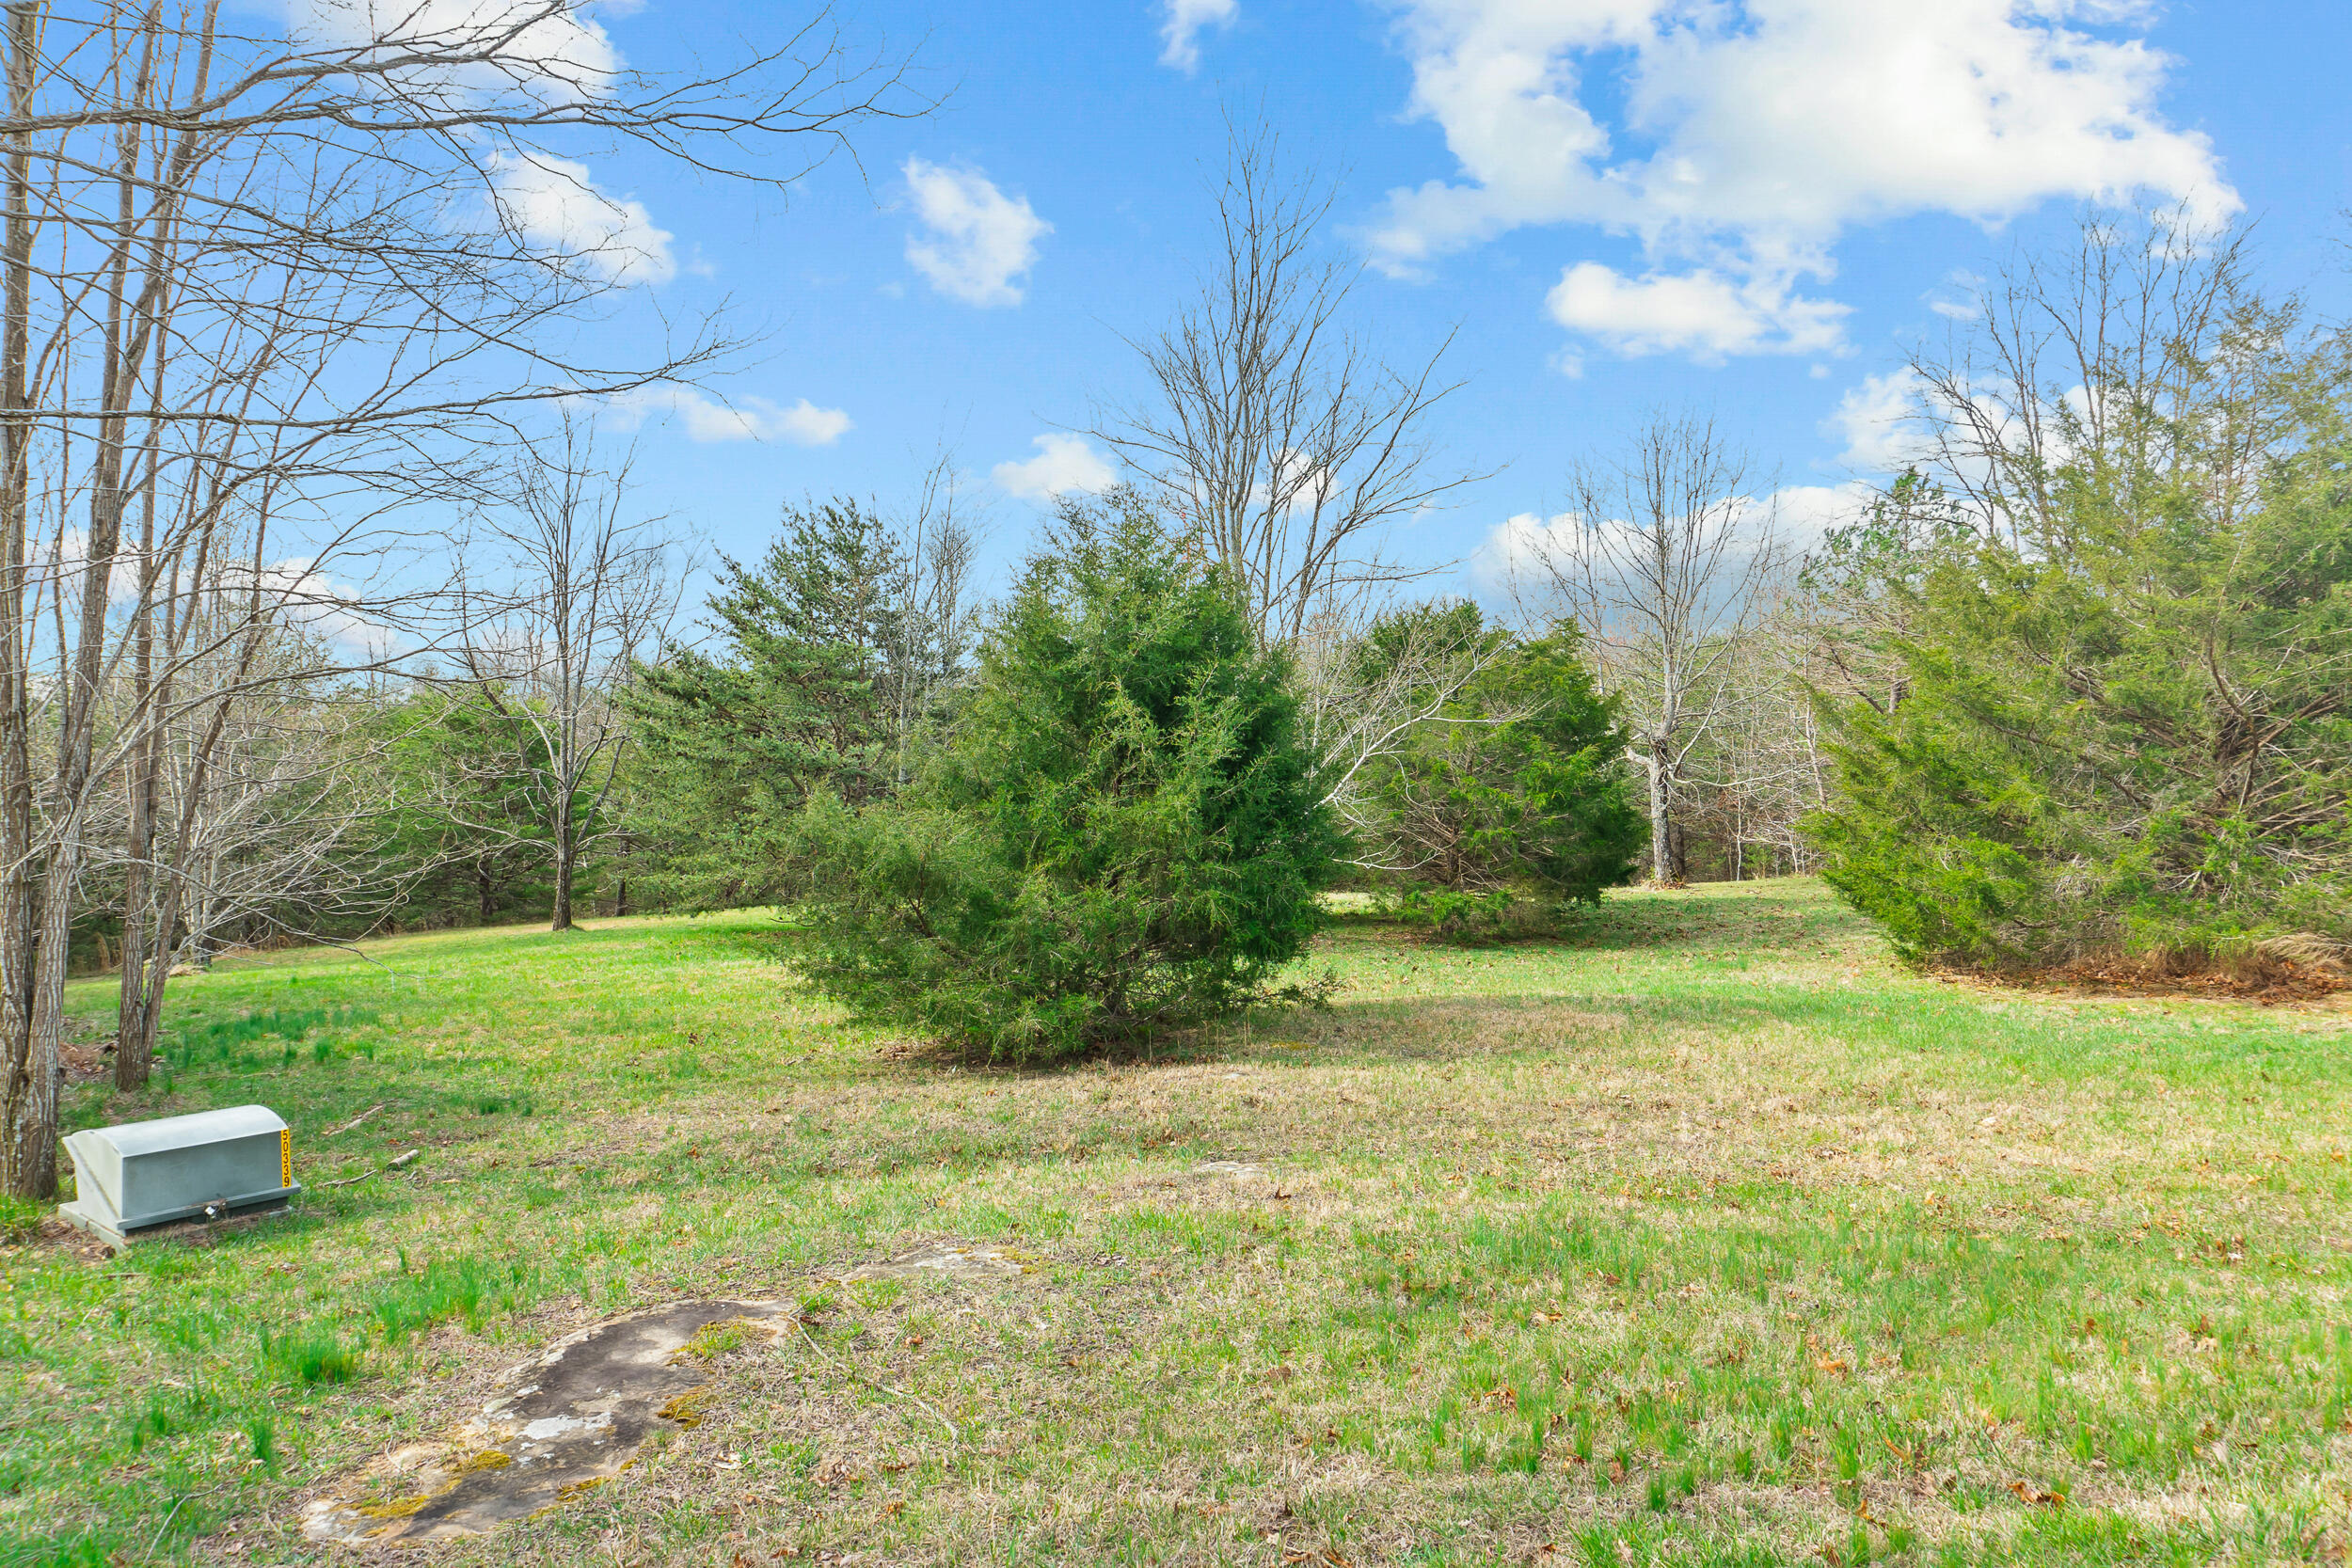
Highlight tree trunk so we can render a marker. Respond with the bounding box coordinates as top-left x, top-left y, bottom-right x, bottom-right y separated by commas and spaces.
117, 724, 156, 1092
0, 1, 49, 1199
549, 798, 575, 932
1646, 742, 1674, 887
